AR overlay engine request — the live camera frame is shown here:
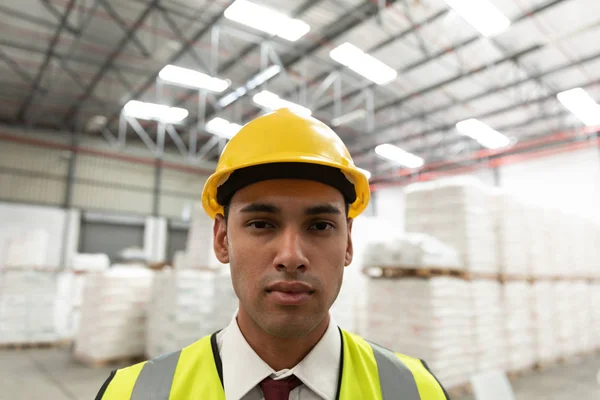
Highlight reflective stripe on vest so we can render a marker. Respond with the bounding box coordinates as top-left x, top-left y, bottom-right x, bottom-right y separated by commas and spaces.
130, 350, 181, 399
368, 341, 421, 400
128, 336, 422, 400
